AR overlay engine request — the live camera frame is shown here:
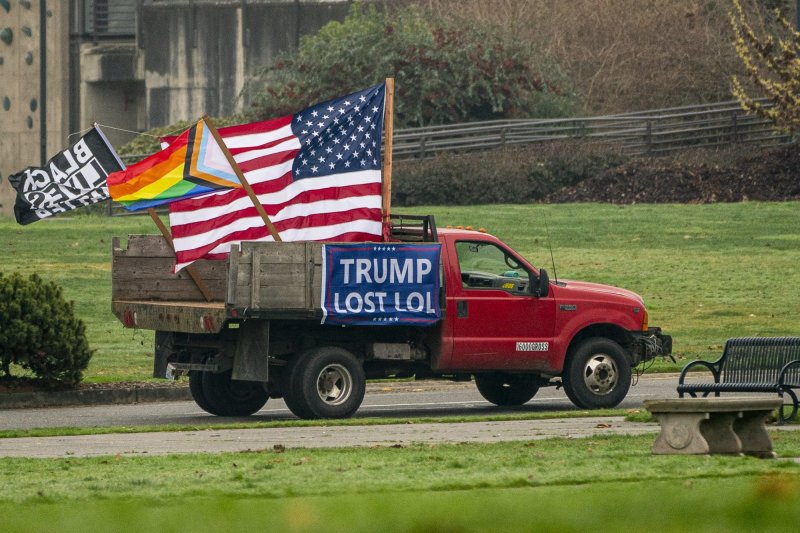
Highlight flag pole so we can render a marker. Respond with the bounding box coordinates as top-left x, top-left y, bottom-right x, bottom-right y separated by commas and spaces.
203, 116, 282, 242
381, 78, 395, 230
146, 208, 213, 302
